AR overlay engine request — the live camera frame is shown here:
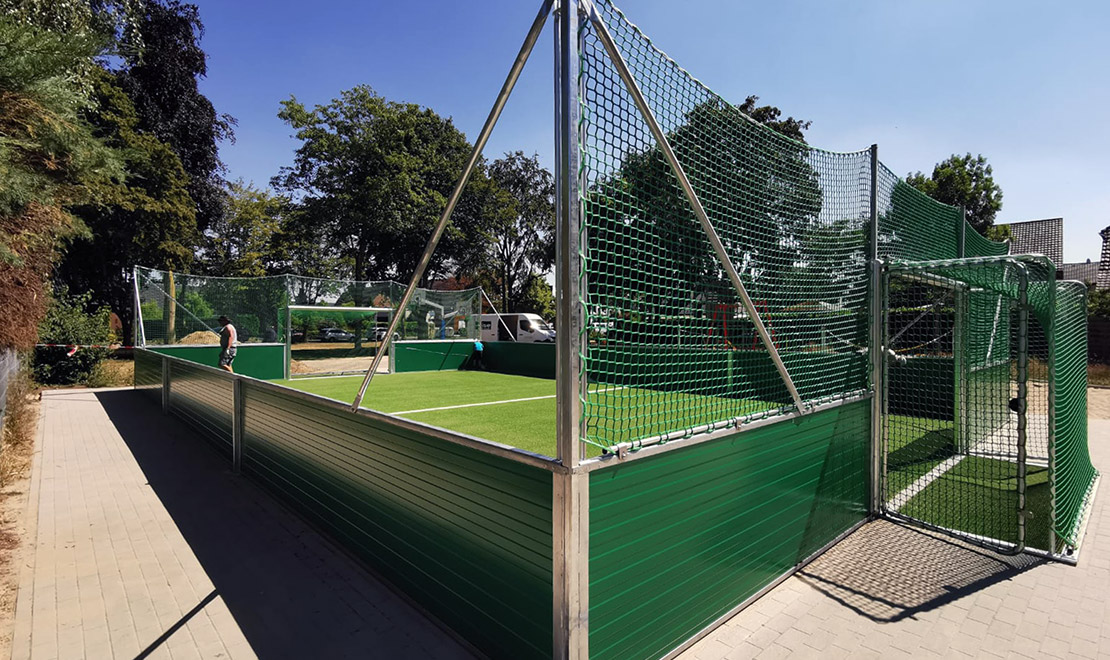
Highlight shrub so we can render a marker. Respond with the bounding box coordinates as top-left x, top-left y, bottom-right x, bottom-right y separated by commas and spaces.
32, 288, 113, 385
